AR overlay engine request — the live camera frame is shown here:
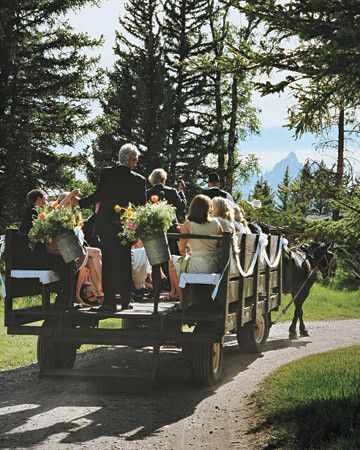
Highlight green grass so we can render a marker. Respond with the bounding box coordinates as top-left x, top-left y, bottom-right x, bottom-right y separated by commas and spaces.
276, 283, 360, 323
253, 345, 360, 449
